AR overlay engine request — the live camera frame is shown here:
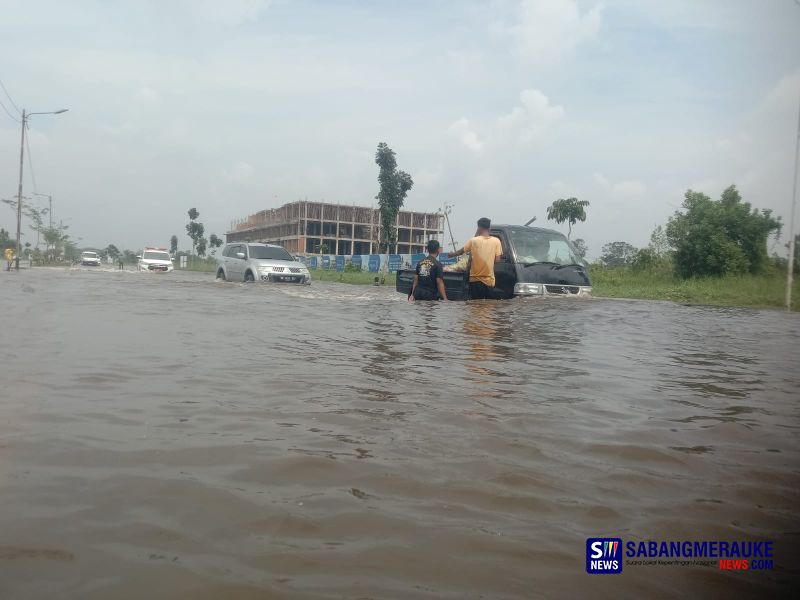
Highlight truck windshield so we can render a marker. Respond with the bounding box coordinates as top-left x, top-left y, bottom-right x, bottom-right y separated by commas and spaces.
508, 229, 585, 266
143, 251, 170, 261
248, 245, 293, 260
